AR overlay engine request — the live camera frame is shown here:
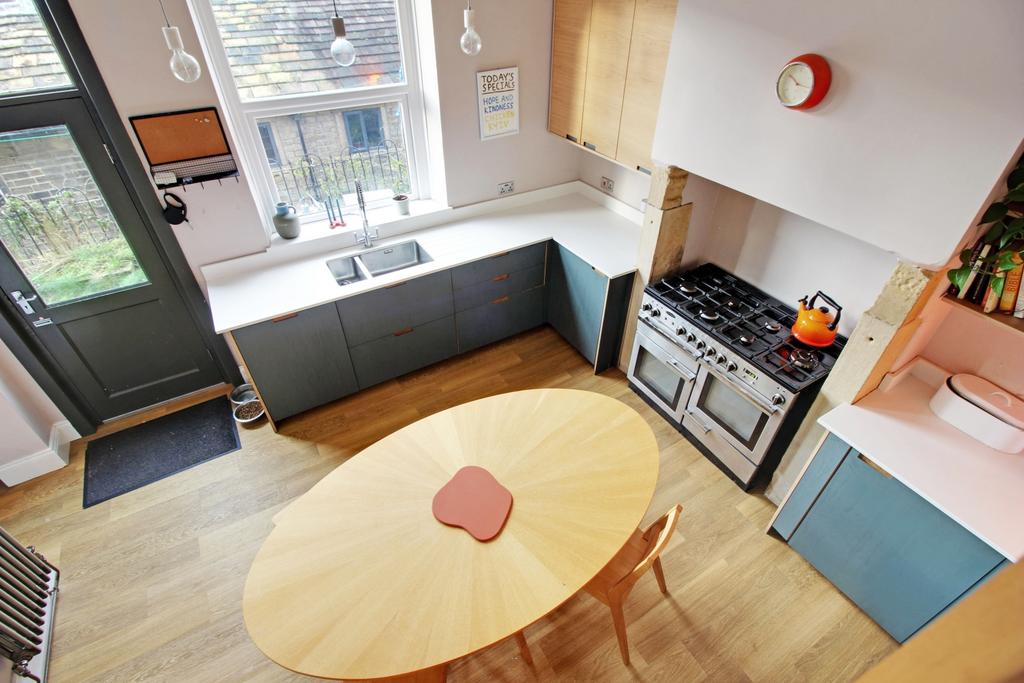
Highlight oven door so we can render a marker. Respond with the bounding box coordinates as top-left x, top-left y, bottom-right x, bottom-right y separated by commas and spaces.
628, 322, 696, 421
685, 365, 784, 465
